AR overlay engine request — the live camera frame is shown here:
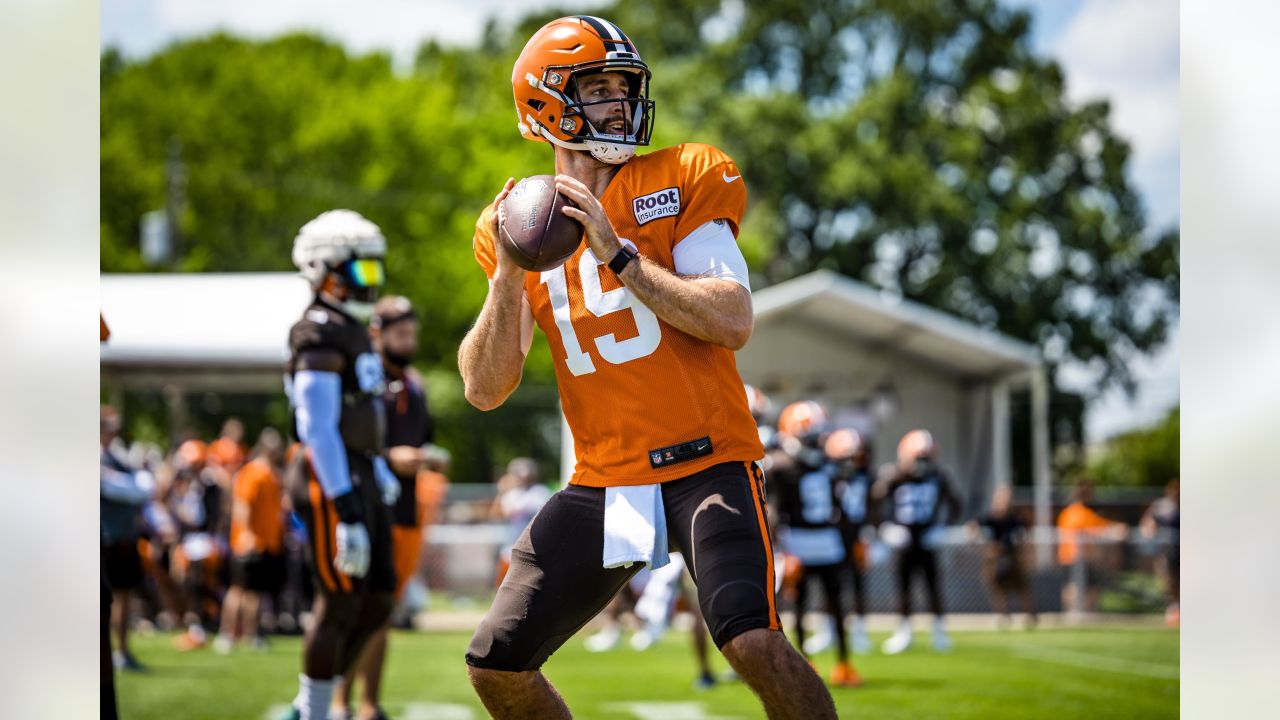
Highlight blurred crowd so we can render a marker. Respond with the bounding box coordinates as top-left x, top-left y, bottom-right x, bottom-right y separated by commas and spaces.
100, 412, 450, 671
